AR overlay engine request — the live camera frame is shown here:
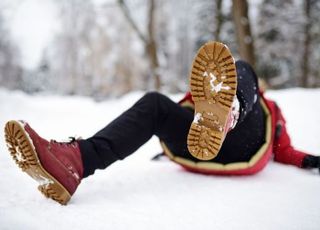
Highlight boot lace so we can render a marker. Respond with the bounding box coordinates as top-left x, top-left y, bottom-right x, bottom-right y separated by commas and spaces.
50, 137, 80, 148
